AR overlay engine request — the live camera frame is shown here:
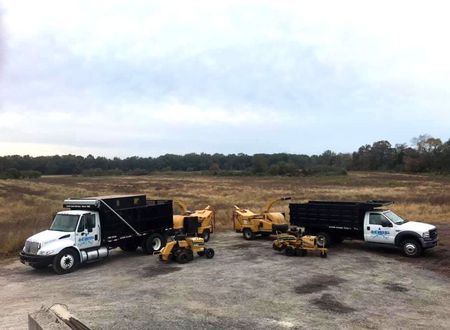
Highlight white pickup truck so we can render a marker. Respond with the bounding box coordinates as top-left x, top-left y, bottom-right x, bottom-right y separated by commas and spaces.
290, 200, 438, 257
20, 195, 173, 274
